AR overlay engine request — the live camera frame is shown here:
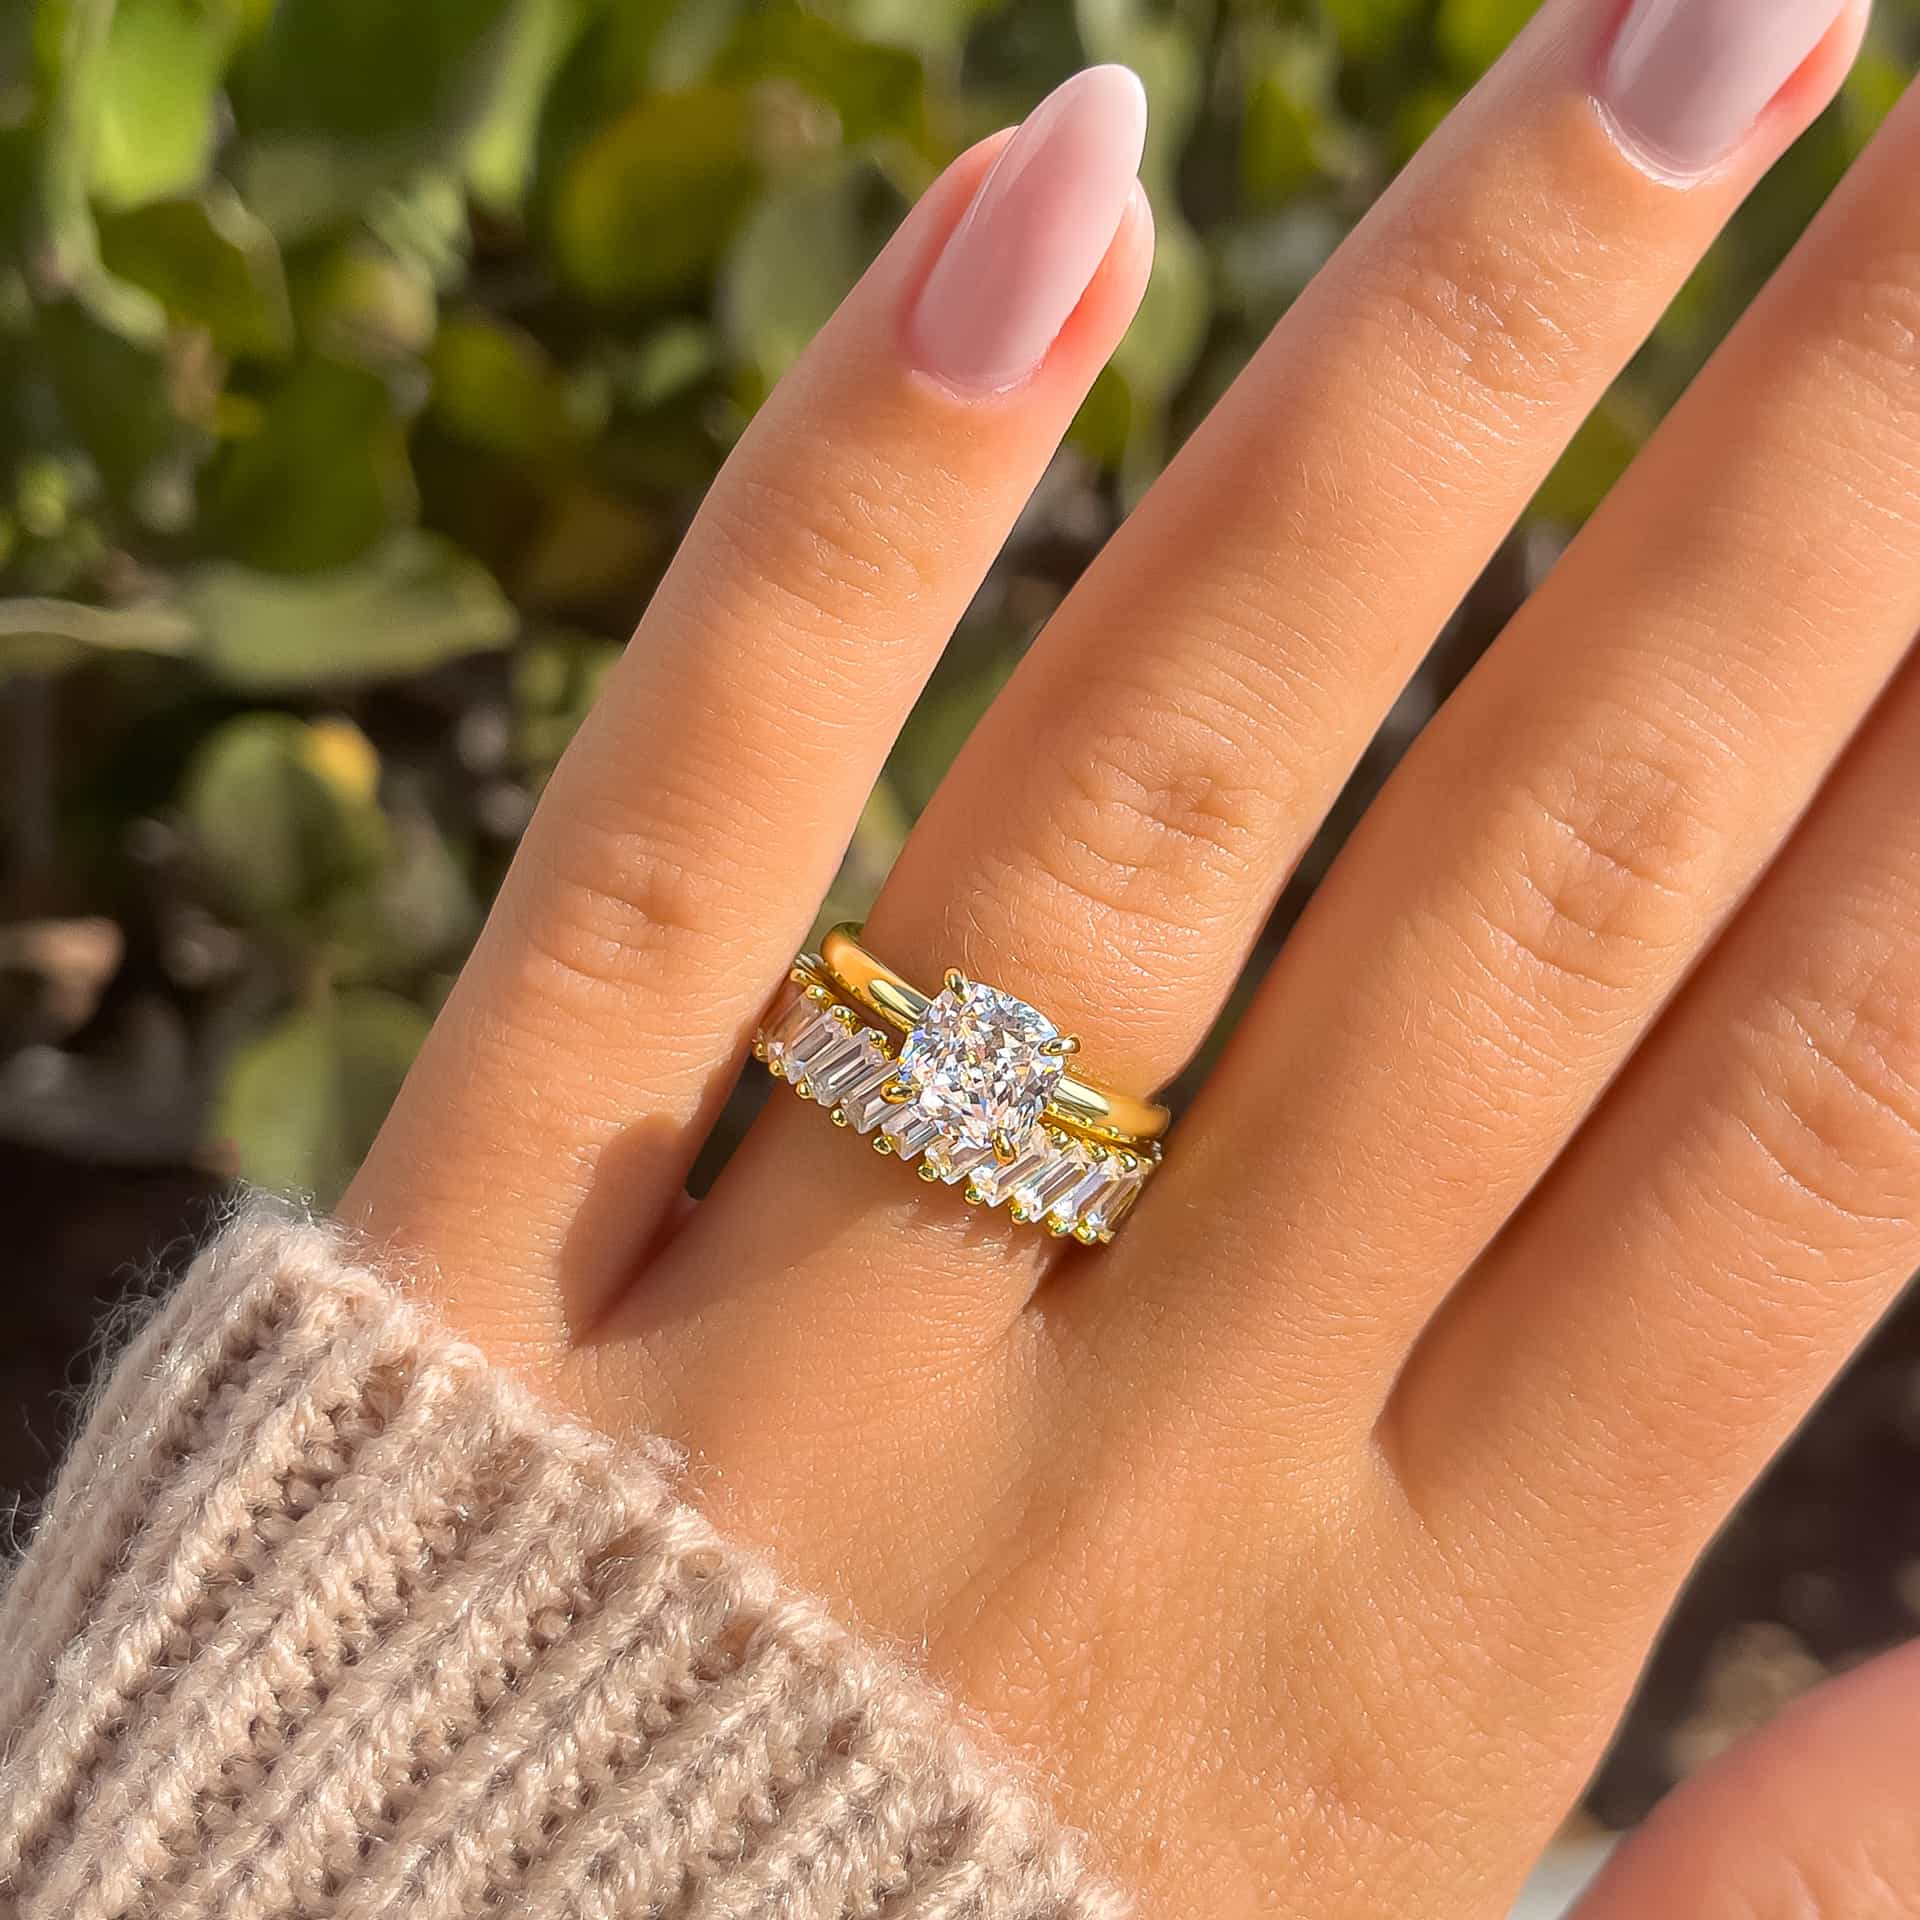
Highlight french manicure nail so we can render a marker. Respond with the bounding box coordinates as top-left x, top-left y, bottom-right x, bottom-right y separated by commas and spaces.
1601, 0, 1847, 176
910, 65, 1147, 394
